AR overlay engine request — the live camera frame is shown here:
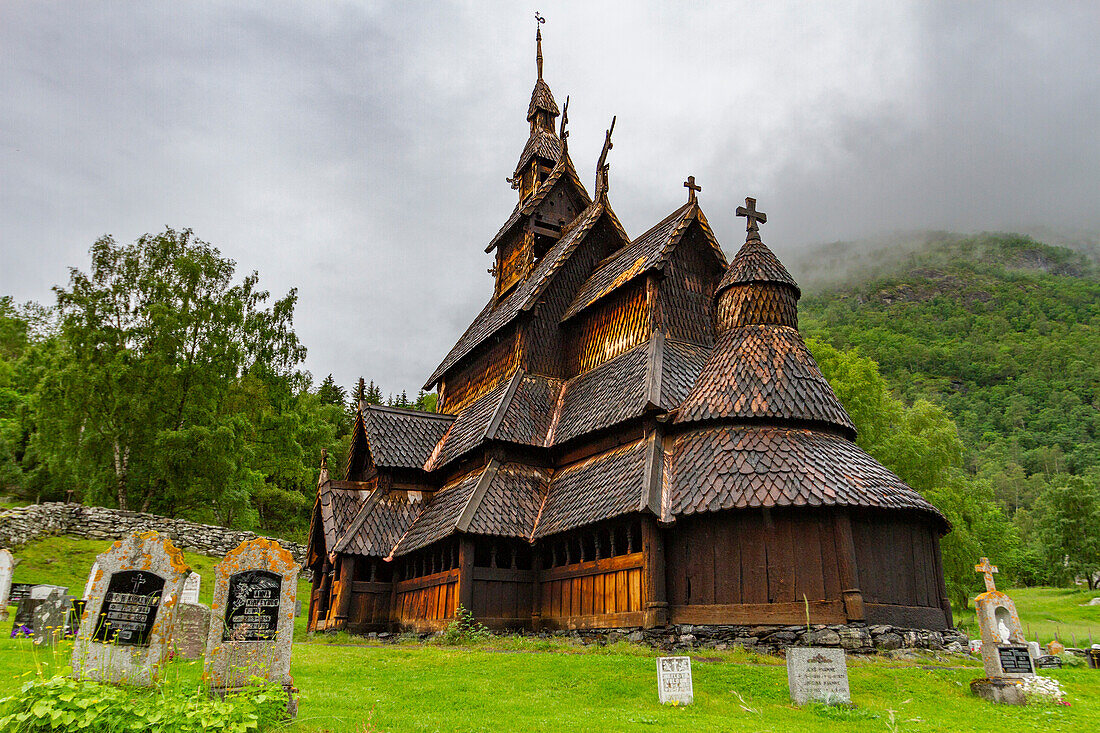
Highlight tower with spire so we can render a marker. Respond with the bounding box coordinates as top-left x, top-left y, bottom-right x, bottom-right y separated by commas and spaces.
304, 19, 954, 639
